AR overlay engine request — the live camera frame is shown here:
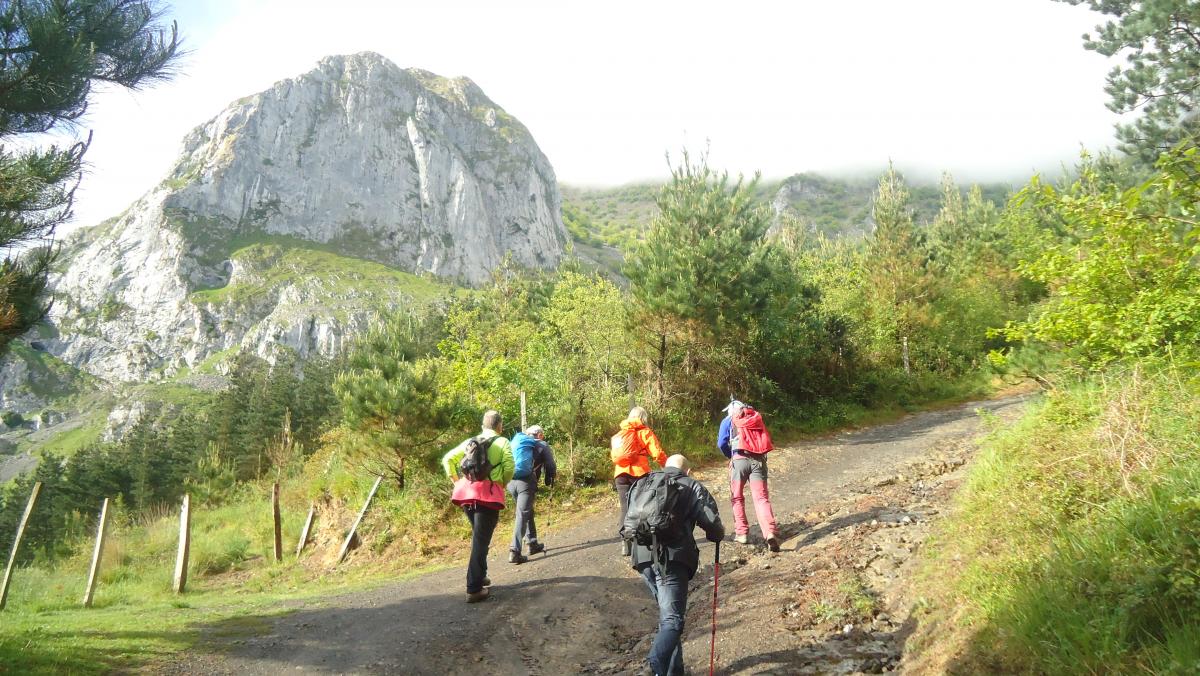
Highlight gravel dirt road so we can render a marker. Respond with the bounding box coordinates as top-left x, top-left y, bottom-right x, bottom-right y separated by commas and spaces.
161, 395, 1028, 675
